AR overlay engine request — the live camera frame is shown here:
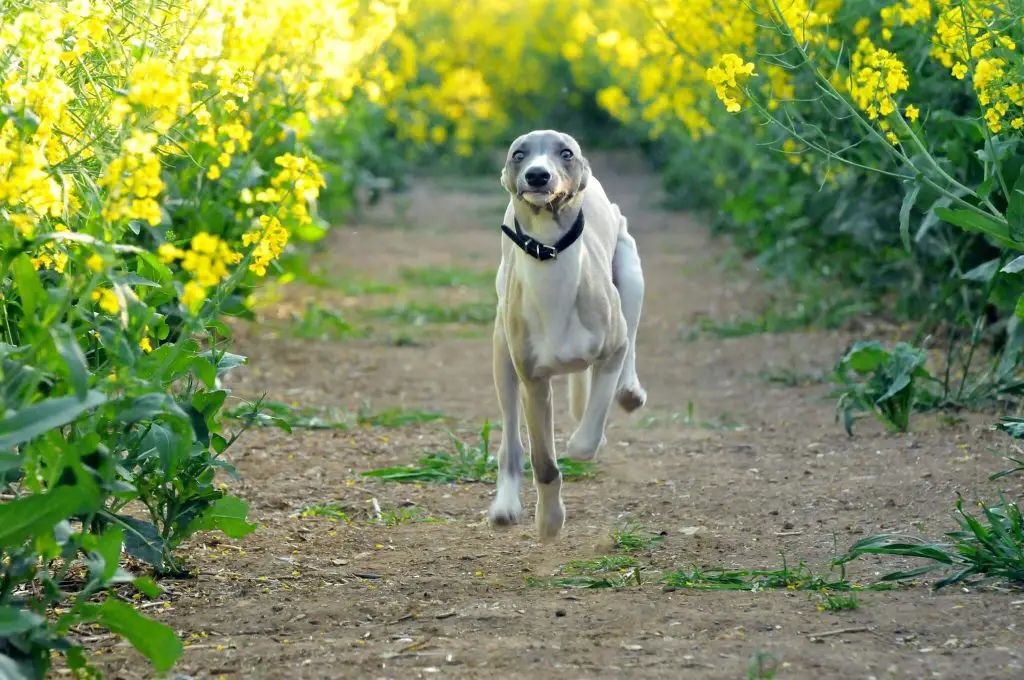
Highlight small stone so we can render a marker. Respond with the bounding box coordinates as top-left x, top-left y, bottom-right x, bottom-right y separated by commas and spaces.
555, 609, 567, 617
